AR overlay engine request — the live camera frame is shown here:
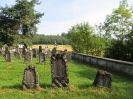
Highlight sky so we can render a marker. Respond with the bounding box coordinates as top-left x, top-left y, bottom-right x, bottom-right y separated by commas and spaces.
1, 0, 133, 35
